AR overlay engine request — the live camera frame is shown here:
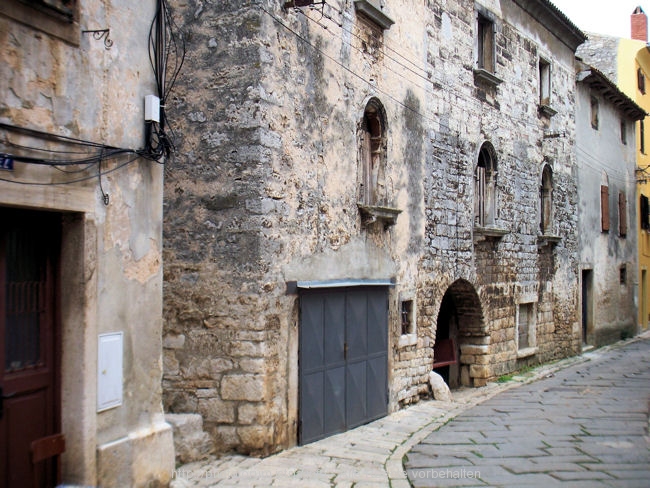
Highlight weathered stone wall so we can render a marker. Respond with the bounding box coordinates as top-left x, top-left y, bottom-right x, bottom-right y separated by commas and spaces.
164, 0, 582, 455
